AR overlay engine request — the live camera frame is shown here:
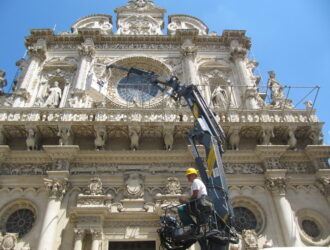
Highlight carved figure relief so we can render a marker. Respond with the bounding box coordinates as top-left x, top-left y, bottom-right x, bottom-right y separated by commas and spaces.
117, 15, 162, 35
0, 233, 18, 250
212, 85, 228, 109
44, 81, 62, 108
124, 173, 144, 199
241, 230, 258, 250
165, 177, 182, 195
86, 177, 103, 195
